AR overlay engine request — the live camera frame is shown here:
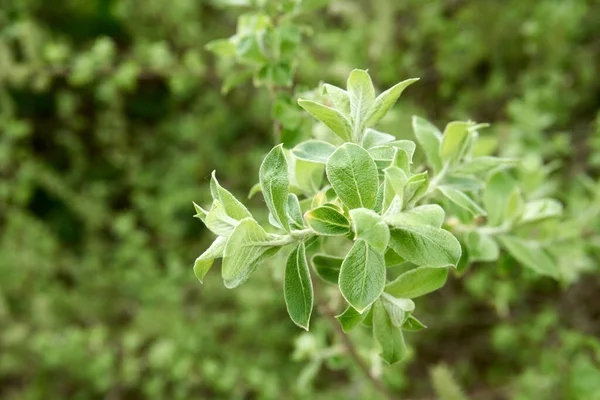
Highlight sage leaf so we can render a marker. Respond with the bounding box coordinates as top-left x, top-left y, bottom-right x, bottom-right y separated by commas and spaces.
403, 315, 427, 332
385, 267, 449, 298
336, 305, 365, 332
298, 99, 352, 142
322, 83, 350, 115
210, 171, 253, 220
260, 144, 290, 232
193, 201, 209, 223
292, 140, 336, 164
347, 69, 375, 138
373, 300, 406, 365
339, 240, 386, 313
404, 171, 429, 207
466, 231, 499, 262
388, 225, 462, 268
205, 200, 239, 236
412, 116, 443, 174
440, 121, 471, 165
518, 199, 563, 225
193, 236, 227, 283
222, 218, 282, 288
365, 78, 419, 128
311, 254, 343, 284
483, 171, 515, 226
362, 128, 396, 149
284, 242, 313, 330
381, 293, 415, 327
454, 156, 518, 175
326, 143, 379, 210
304, 206, 351, 236
498, 236, 558, 278
288, 194, 305, 229
349, 208, 390, 253
385, 204, 445, 228
437, 186, 486, 217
